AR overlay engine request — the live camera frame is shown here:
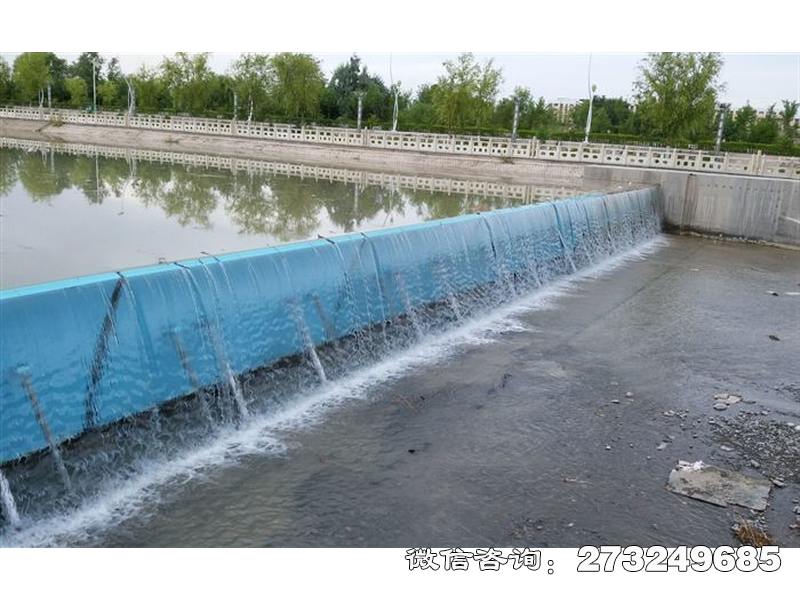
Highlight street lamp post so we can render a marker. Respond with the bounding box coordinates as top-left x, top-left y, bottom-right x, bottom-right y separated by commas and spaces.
715, 103, 729, 153
91, 58, 98, 113
123, 76, 136, 116
583, 54, 596, 144
391, 84, 399, 131
356, 91, 364, 130
511, 97, 520, 142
